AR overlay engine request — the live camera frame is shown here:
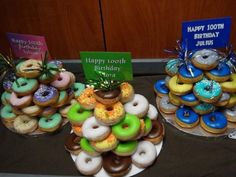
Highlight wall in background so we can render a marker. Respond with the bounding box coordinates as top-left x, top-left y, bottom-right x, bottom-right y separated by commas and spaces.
0, 0, 235, 59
